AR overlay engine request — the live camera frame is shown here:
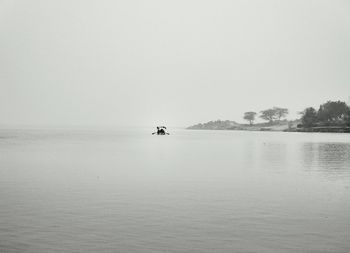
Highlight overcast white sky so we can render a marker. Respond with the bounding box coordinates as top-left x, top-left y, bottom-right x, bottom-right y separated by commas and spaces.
1, 0, 350, 127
